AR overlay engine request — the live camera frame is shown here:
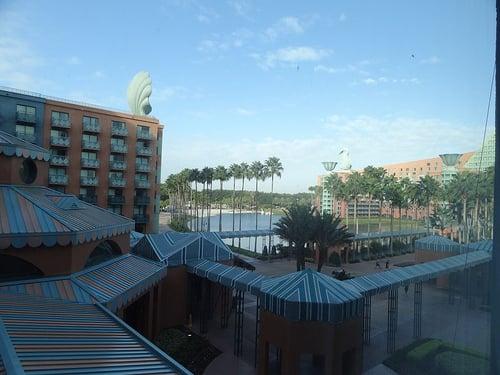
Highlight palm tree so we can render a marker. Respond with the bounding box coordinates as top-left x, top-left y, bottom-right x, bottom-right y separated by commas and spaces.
363, 166, 386, 233
228, 163, 243, 246
200, 167, 212, 231
323, 173, 344, 216
383, 175, 400, 253
274, 204, 315, 271
238, 162, 250, 248
398, 177, 413, 232
265, 156, 283, 259
189, 169, 200, 231
344, 172, 365, 234
250, 161, 267, 252
312, 210, 354, 272
213, 165, 230, 232
206, 167, 214, 231
417, 175, 441, 235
